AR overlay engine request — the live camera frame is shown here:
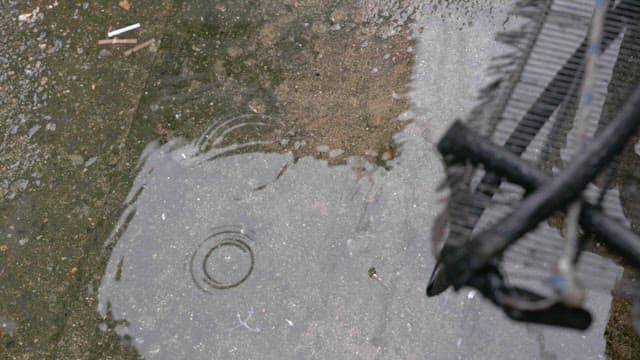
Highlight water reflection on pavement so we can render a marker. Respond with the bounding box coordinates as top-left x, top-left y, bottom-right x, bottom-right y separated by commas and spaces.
98, 2, 621, 359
